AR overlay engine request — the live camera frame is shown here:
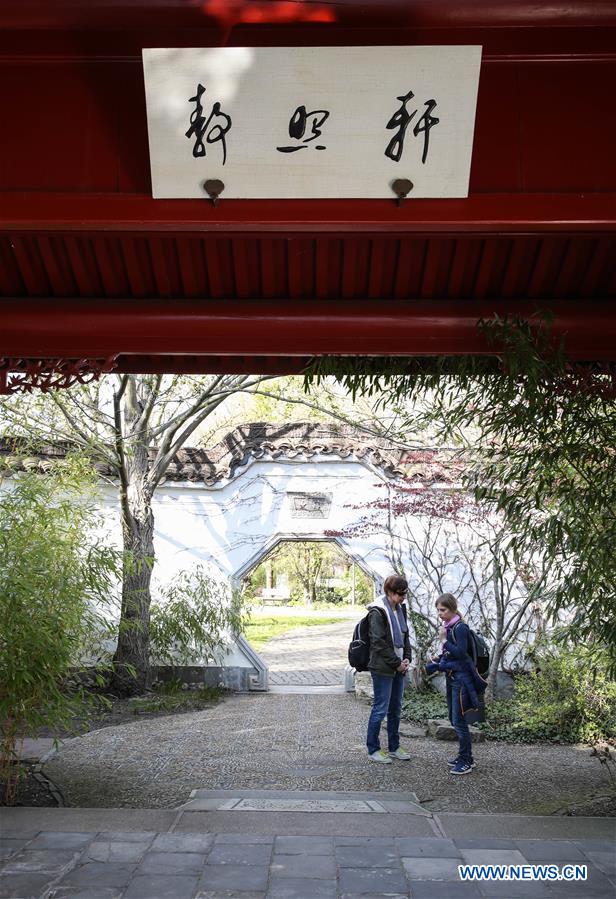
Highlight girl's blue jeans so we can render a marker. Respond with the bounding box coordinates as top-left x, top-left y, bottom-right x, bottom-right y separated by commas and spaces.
447, 676, 473, 764
366, 671, 405, 754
